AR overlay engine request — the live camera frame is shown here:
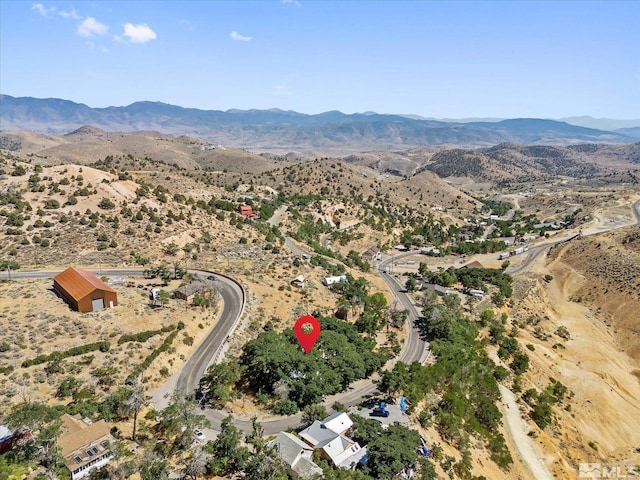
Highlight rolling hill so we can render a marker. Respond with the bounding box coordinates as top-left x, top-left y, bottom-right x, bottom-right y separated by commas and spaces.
0, 128, 278, 174
421, 142, 640, 182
